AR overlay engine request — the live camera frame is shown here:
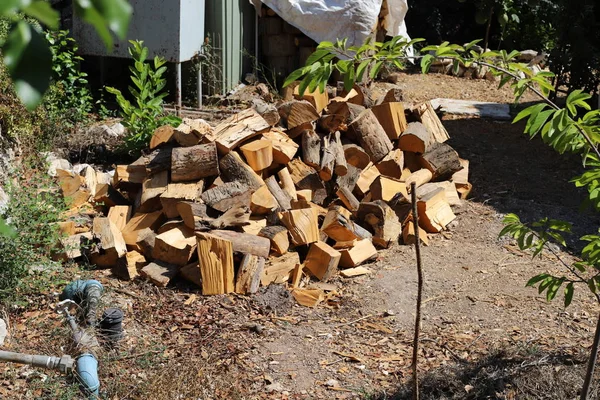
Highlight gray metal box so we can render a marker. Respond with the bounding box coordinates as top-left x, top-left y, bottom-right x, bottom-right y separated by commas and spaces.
72, 0, 205, 63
